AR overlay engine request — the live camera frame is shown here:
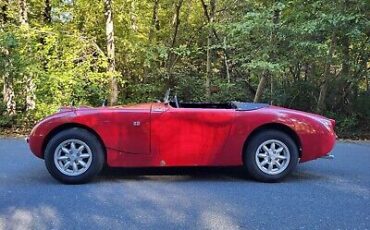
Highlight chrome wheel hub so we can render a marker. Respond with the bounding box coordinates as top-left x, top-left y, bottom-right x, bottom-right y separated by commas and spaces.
255, 139, 290, 175
54, 139, 93, 176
